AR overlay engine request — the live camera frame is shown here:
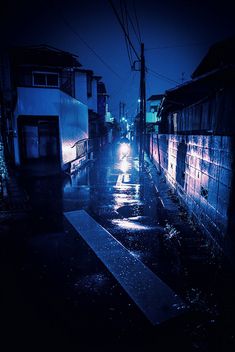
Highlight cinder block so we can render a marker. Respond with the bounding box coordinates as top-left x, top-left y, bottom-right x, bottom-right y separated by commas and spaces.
194, 173, 201, 187
216, 196, 229, 218
201, 172, 209, 187
188, 166, 196, 178
191, 135, 199, 146
221, 136, 232, 150
205, 202, 217, 221
219, 167, 232, 187
218, 182, 231, 203
202, 136, 210, 148
220, 151, 233, 170
209, 136, 222, 150
209, 163, 219, 179
208, 179, 219, 207
208, 148, 221, 164
201, 159, 210, 175
199, 146, 206, 159
197, 135, 204, 146
190, 156, 201, 169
